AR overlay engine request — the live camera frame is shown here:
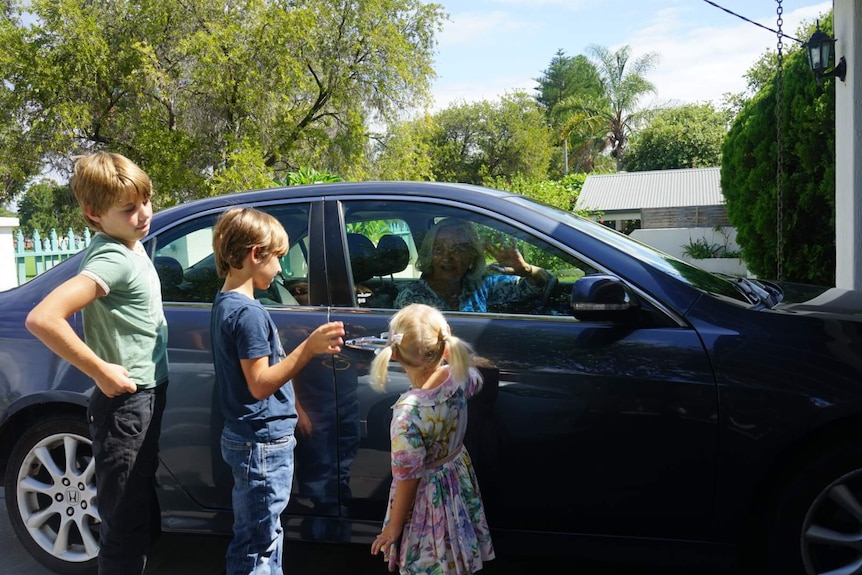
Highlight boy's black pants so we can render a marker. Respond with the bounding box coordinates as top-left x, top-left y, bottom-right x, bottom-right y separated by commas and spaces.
88, 383, 167, 575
